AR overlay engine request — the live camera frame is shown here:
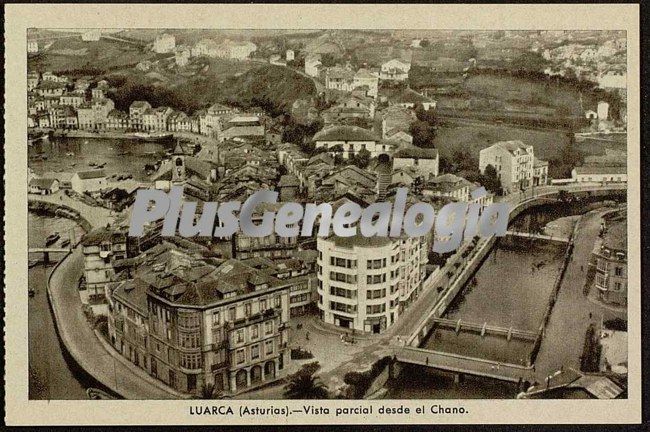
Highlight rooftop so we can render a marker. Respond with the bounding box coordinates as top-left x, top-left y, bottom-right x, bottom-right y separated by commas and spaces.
313, 125, 378, 143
